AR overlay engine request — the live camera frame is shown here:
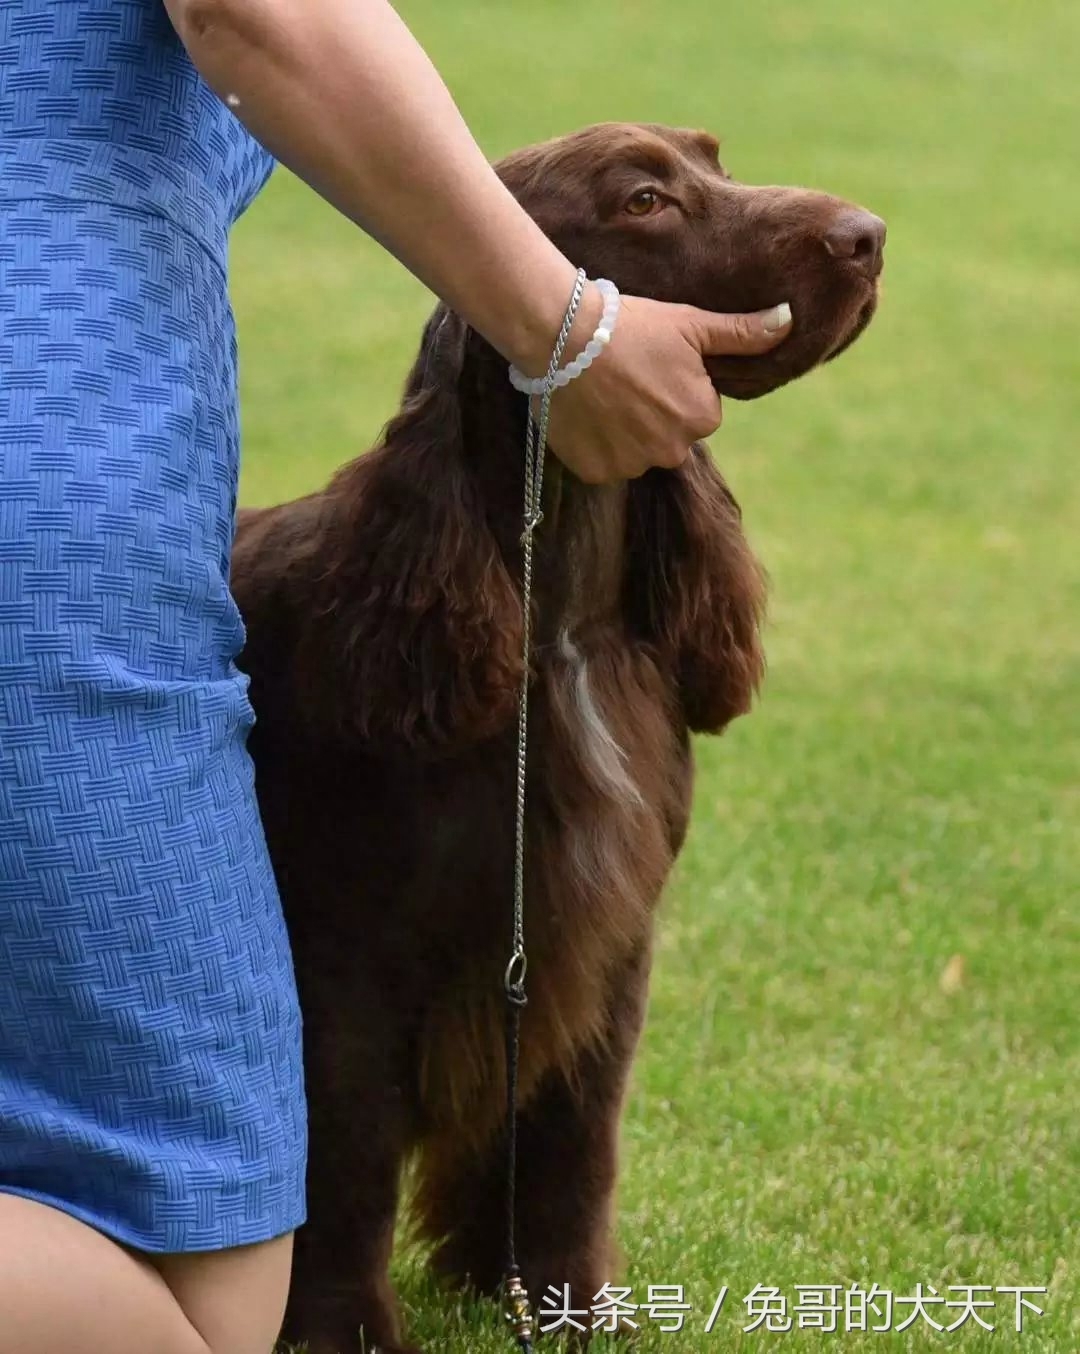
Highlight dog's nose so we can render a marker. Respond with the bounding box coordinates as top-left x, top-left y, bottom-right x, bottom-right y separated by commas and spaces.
823, 210, 886, 277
